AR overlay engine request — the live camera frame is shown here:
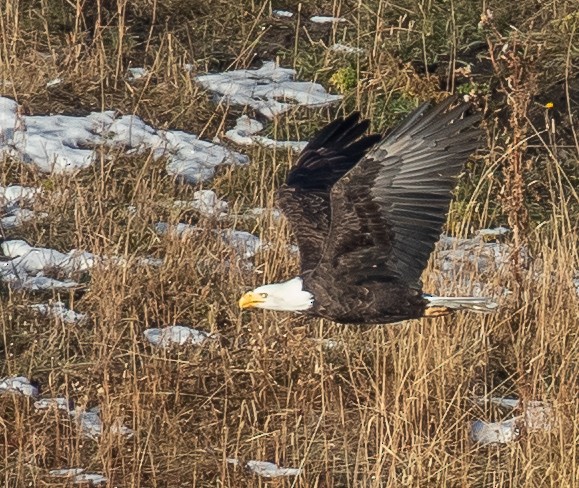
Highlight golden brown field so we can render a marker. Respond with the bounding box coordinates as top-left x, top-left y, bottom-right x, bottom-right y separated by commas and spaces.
1, 1, 578, 487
